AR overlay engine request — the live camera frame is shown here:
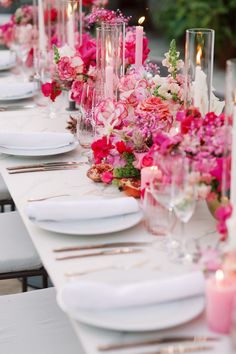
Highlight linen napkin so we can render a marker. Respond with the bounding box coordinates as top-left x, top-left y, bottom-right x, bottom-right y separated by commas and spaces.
59, 271, 205, 310
0, 82, 36, 99
0, 132, 75, 150
26, 197, 140, 222
0, 50, 16, 67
